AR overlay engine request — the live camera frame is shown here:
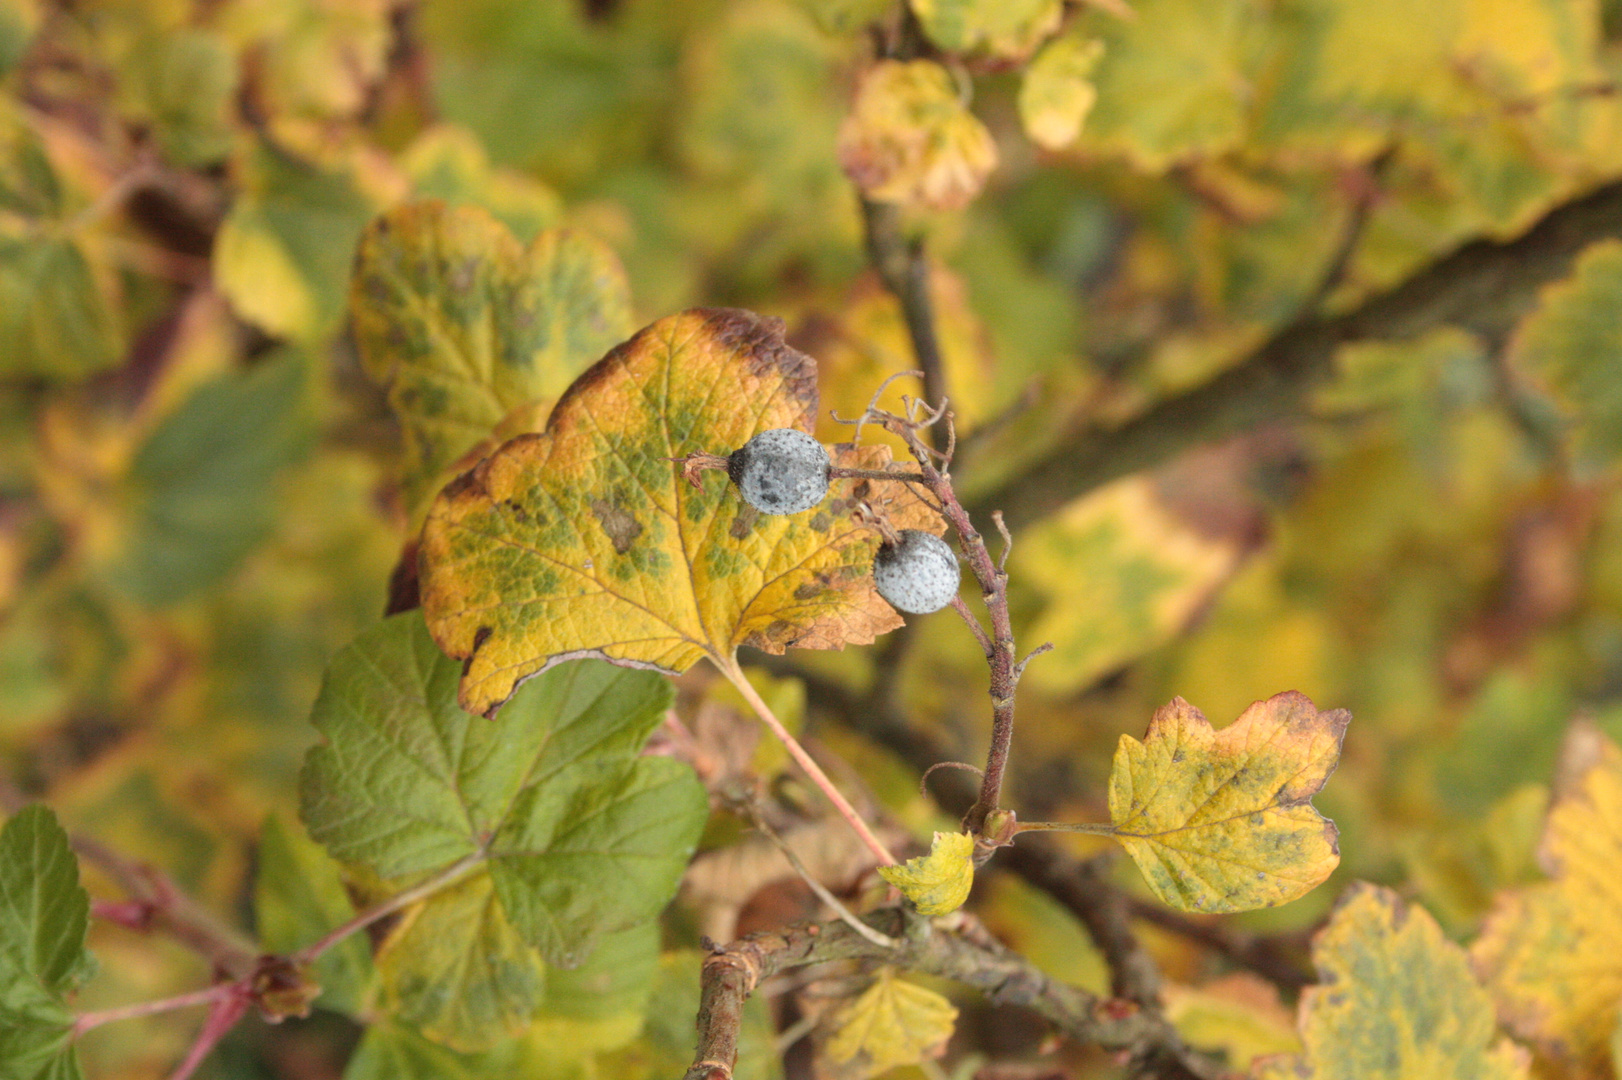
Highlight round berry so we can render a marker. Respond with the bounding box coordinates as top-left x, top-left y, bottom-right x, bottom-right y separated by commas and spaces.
872, 530, 960, 614
727, 428, 830, 515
